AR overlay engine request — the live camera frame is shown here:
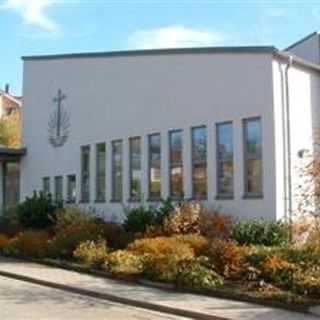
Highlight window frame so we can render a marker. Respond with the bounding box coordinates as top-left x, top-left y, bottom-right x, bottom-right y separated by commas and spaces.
191, 125, 207, 200
148, 133, 161, 201
129, 136, 142, 202
168, 129, 183, 199
67, 174, 76, 204
95, 142, 106, 202
111, 139, 123, 202
42, 177, 50, 196
243, 117, 263, 199
54, 175, 63, 203
215, 121, 234, 199
80, 145, 90, 203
